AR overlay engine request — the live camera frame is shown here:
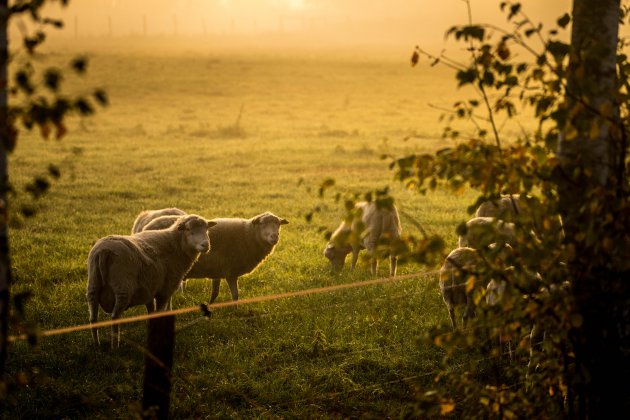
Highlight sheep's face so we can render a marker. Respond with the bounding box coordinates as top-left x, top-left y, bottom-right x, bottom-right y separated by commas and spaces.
324, 243, 351, 272
179, 216, 216, 254
252, 213, 289, 246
